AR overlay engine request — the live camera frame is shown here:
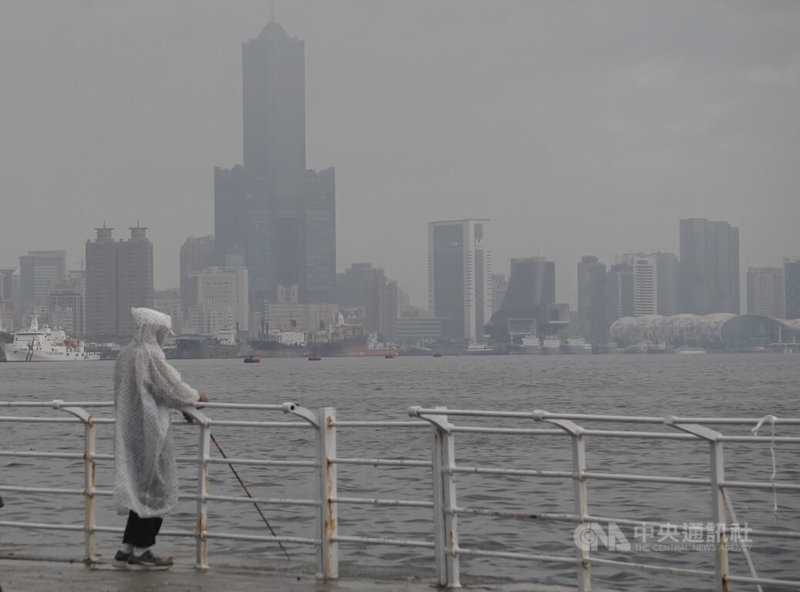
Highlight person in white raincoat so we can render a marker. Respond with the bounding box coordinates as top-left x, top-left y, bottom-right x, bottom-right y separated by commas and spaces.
113, 307, 208, 569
